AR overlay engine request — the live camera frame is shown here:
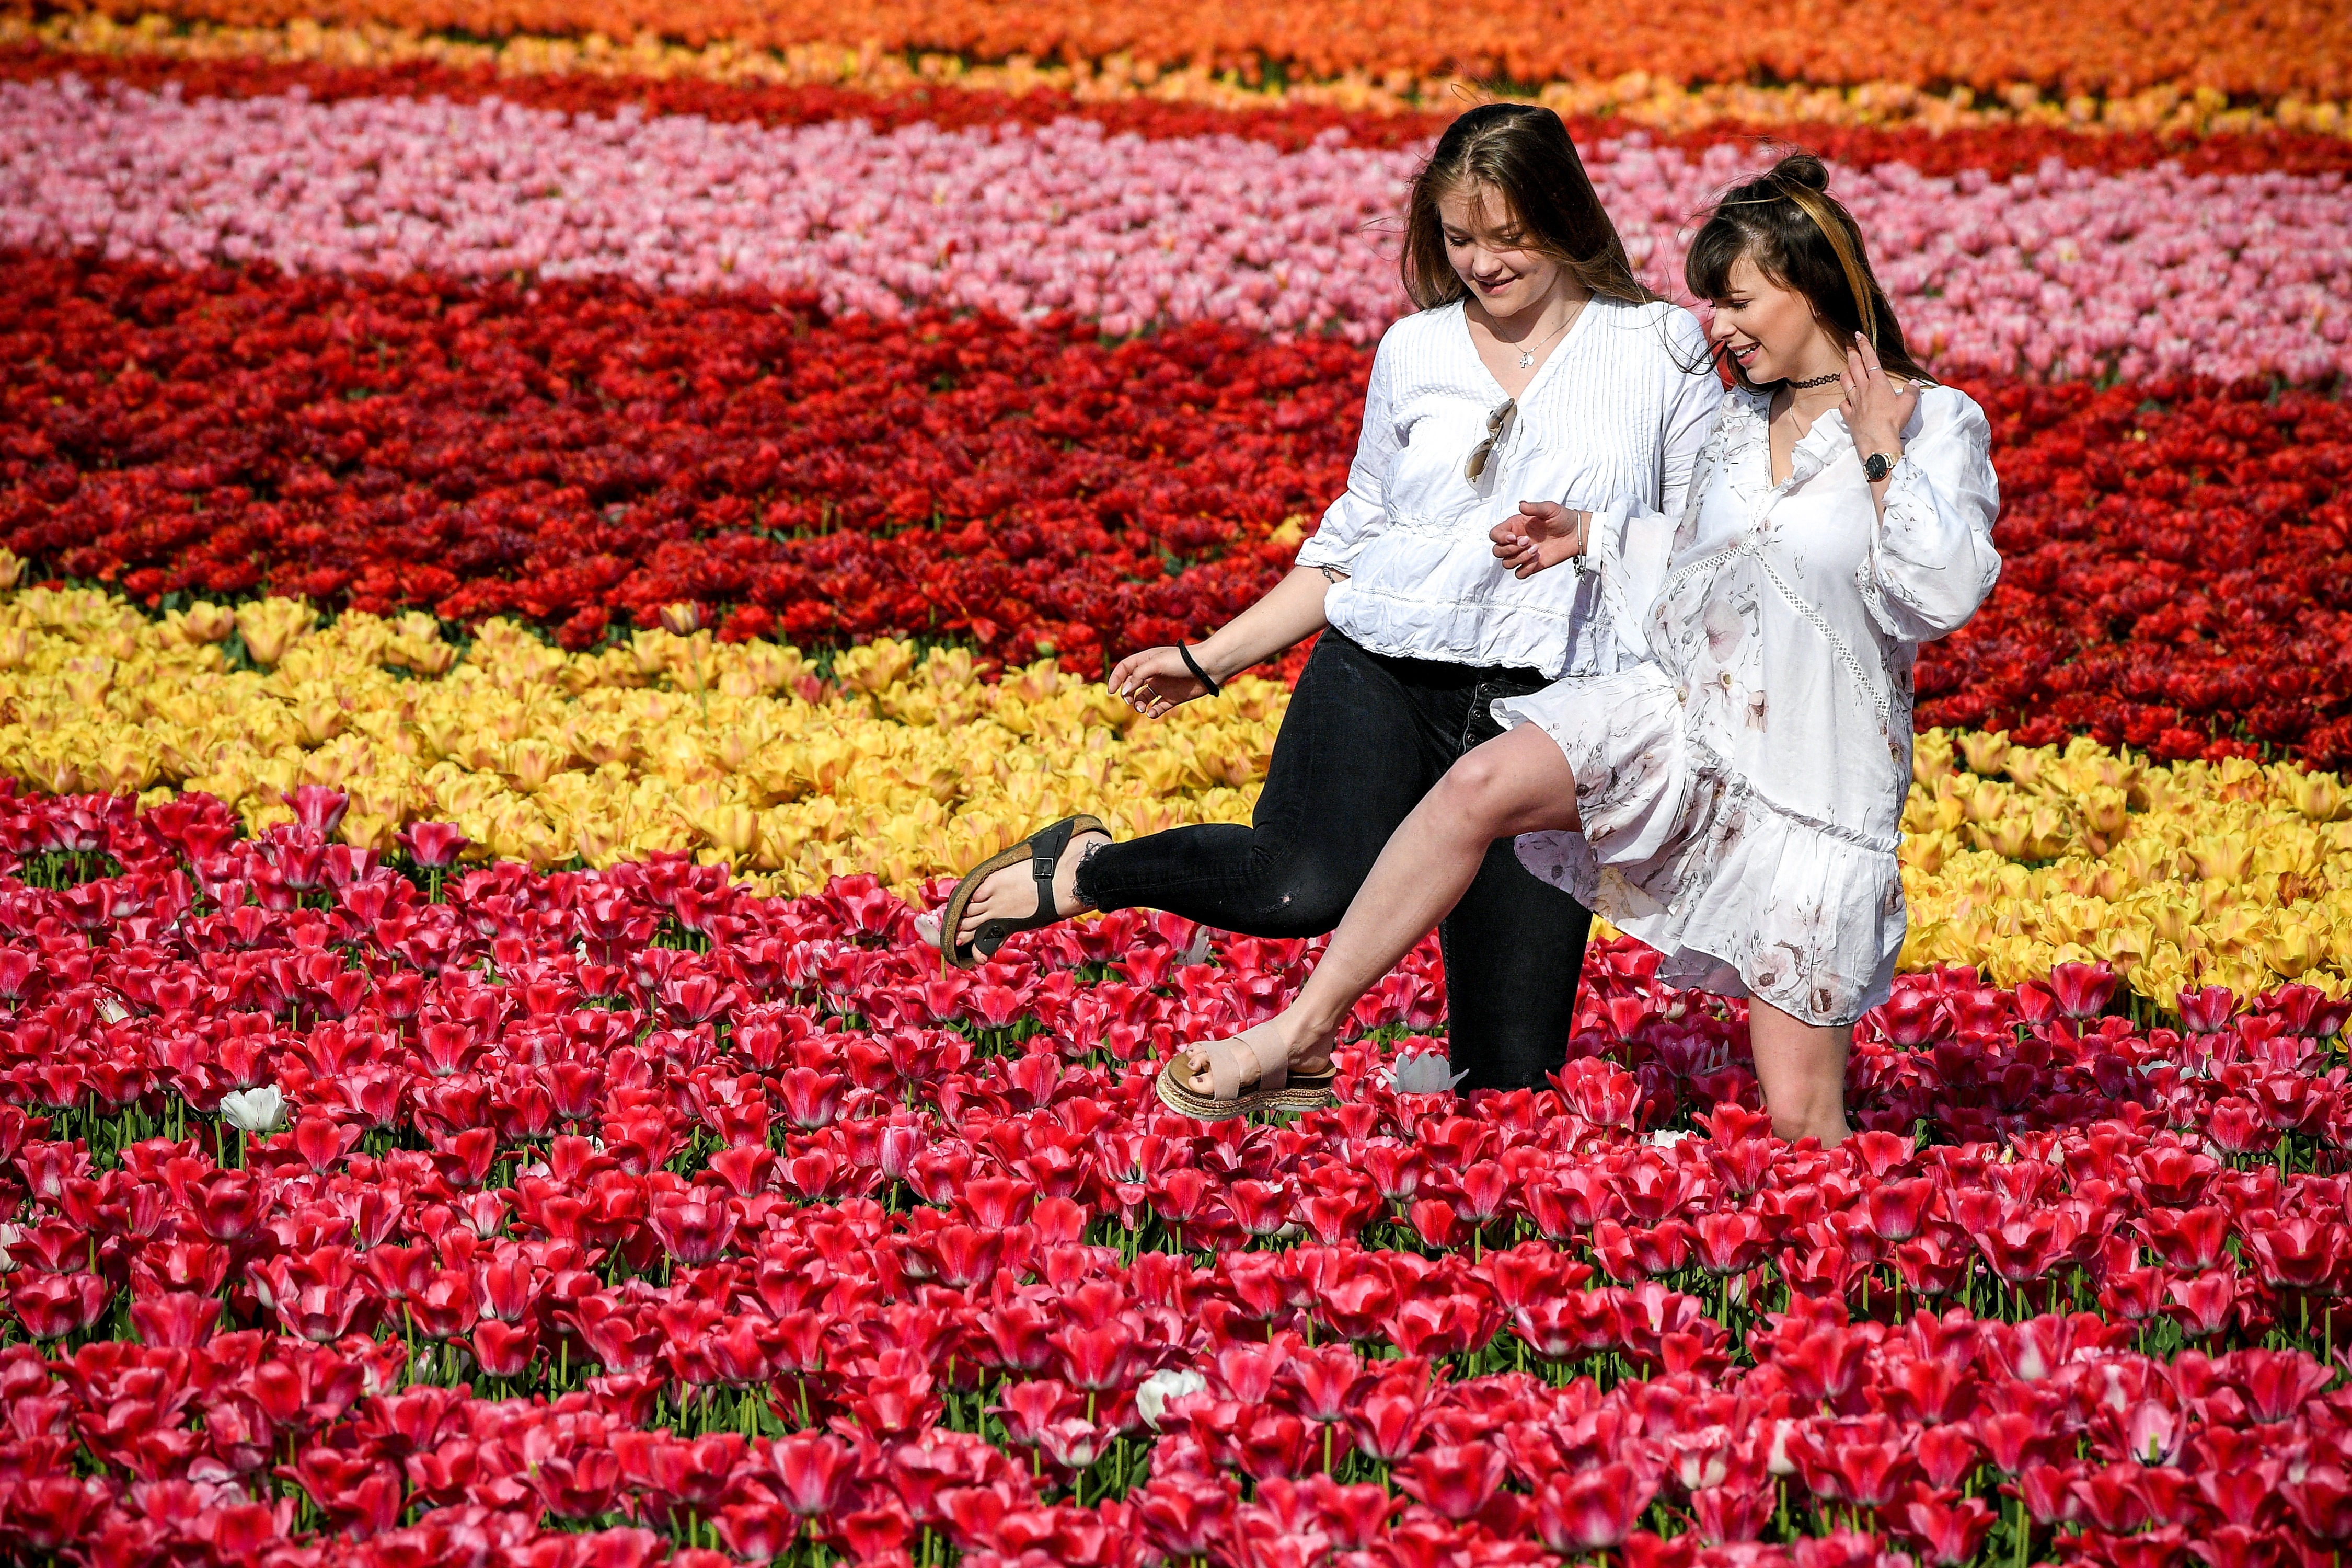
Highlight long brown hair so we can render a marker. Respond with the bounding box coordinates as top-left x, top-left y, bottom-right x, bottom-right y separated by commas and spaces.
1400, 104, 1657, 313
1685, 151, 1935, 388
